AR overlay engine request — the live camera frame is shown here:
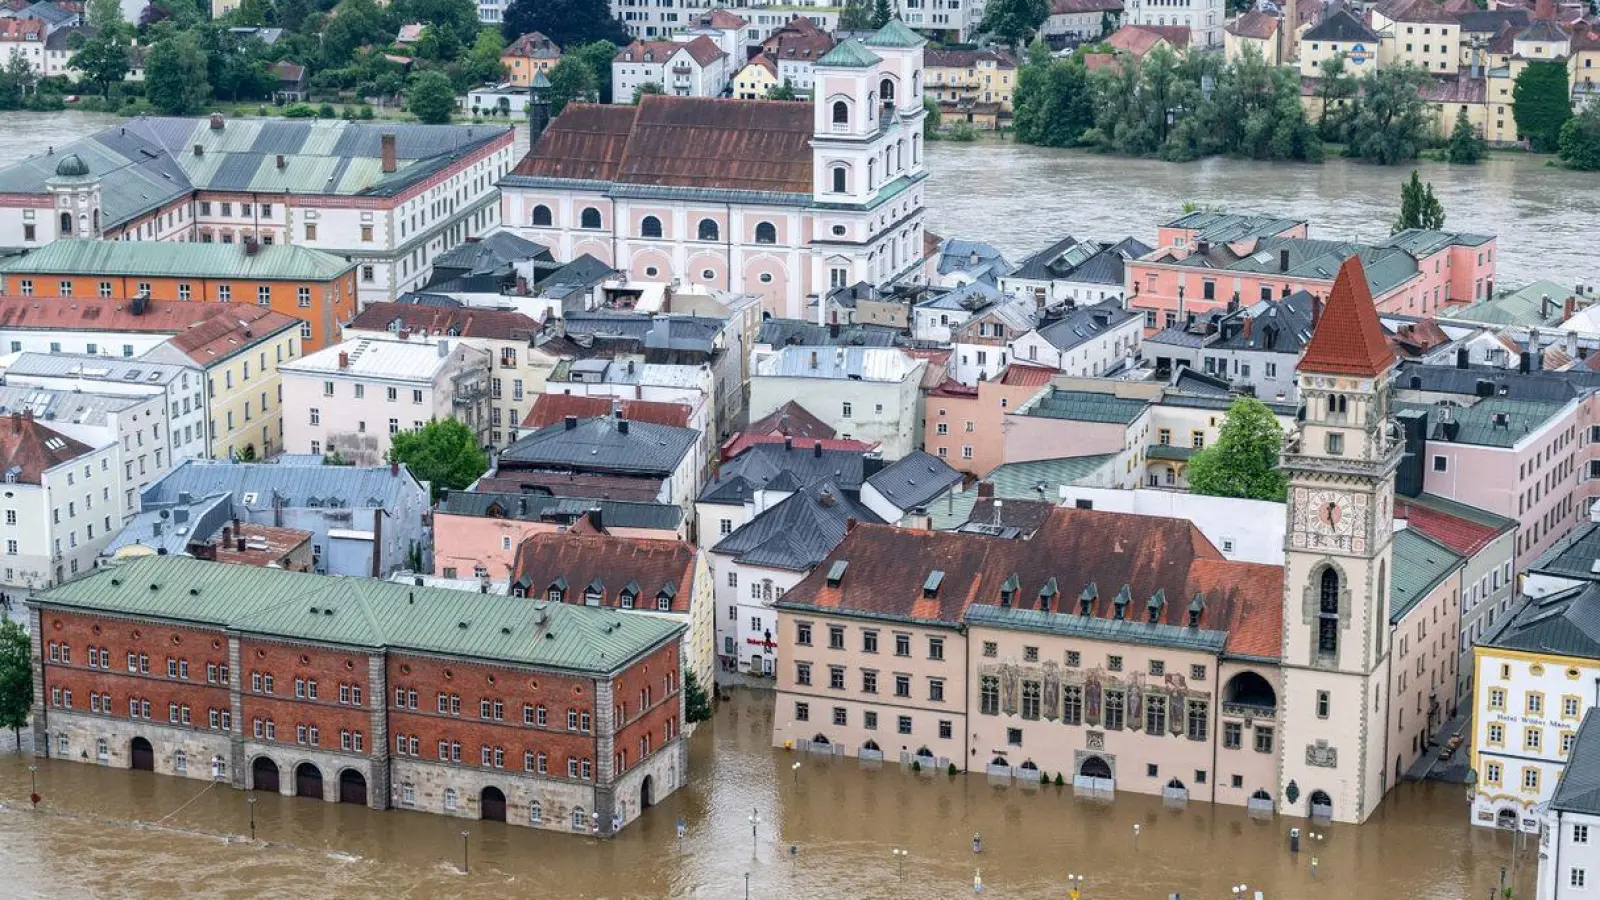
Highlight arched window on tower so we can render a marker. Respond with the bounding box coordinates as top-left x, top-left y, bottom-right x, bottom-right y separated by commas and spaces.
754, 221, 776, 244
880, 78, 895, 102
1317, 568, 1340, 657
832, 100, 849, 126
697, 218, 719, 242
832, 166, 847, 193
532, 205, 552, 226
1329, 394, 1349, 417
59, 212, 72, 235
641, 215, 663, 238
